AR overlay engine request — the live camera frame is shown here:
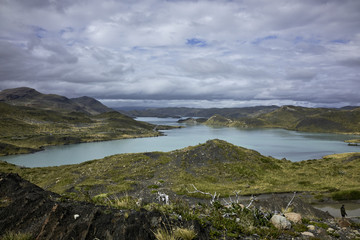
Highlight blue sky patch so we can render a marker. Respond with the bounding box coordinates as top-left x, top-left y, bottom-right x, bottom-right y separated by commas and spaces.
330, 39, 349, 44
251, 35, 277, 45
294, 36, 321, 44
60, 27, 74, 36
33, 26, 47, 39
186, 38, 207, 47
